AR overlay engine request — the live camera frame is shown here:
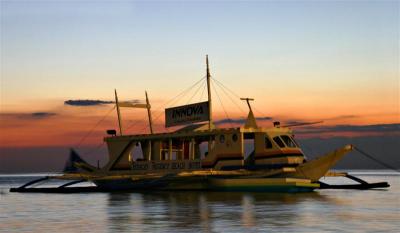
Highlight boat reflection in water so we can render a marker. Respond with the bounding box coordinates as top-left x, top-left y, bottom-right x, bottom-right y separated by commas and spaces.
106, 191, 333, 232
1, 174, 398, 232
